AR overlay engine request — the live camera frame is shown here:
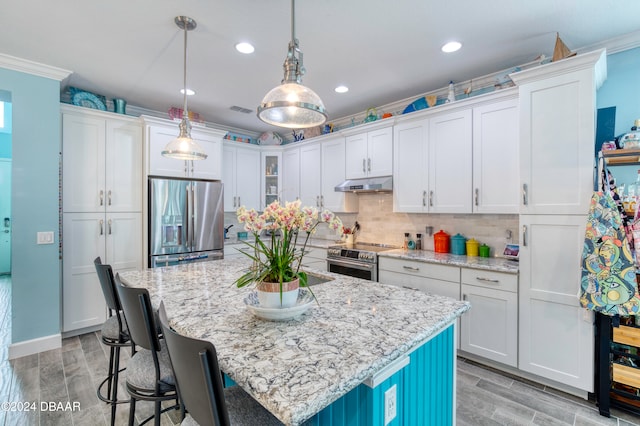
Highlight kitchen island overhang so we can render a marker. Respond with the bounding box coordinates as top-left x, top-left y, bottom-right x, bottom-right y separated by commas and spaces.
120, 257, 470, 425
